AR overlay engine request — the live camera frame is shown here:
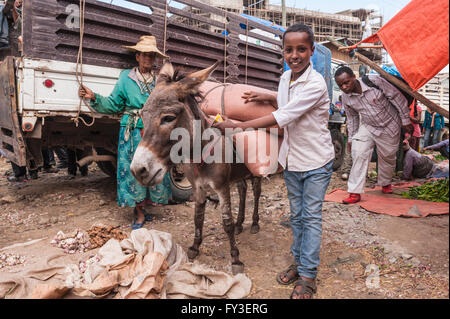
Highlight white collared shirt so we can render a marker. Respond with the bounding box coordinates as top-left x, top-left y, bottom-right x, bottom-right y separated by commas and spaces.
272, 65, 334, 172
